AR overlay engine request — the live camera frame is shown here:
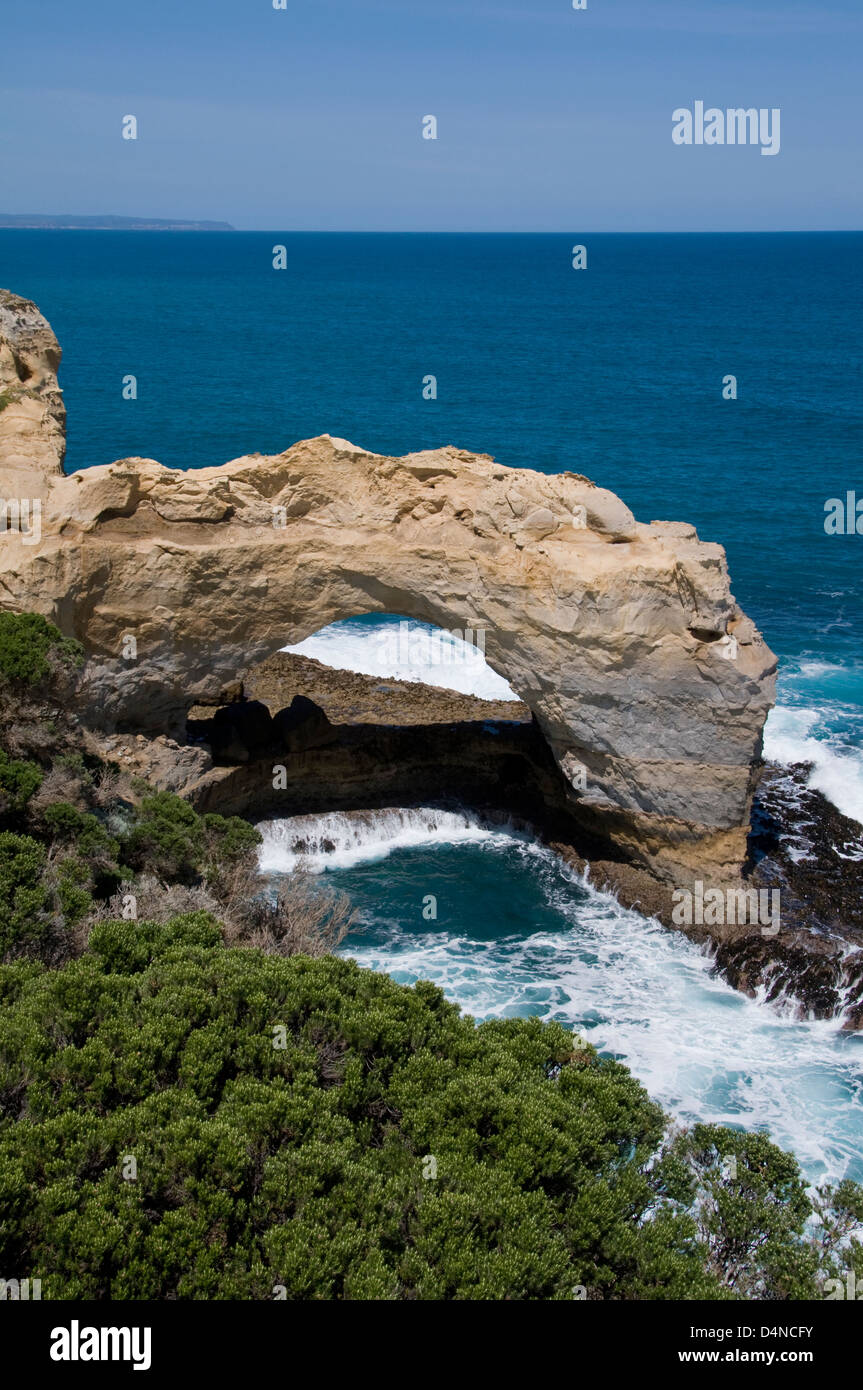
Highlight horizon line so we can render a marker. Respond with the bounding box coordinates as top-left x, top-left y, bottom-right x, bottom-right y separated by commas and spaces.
1, 226, 862, 236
